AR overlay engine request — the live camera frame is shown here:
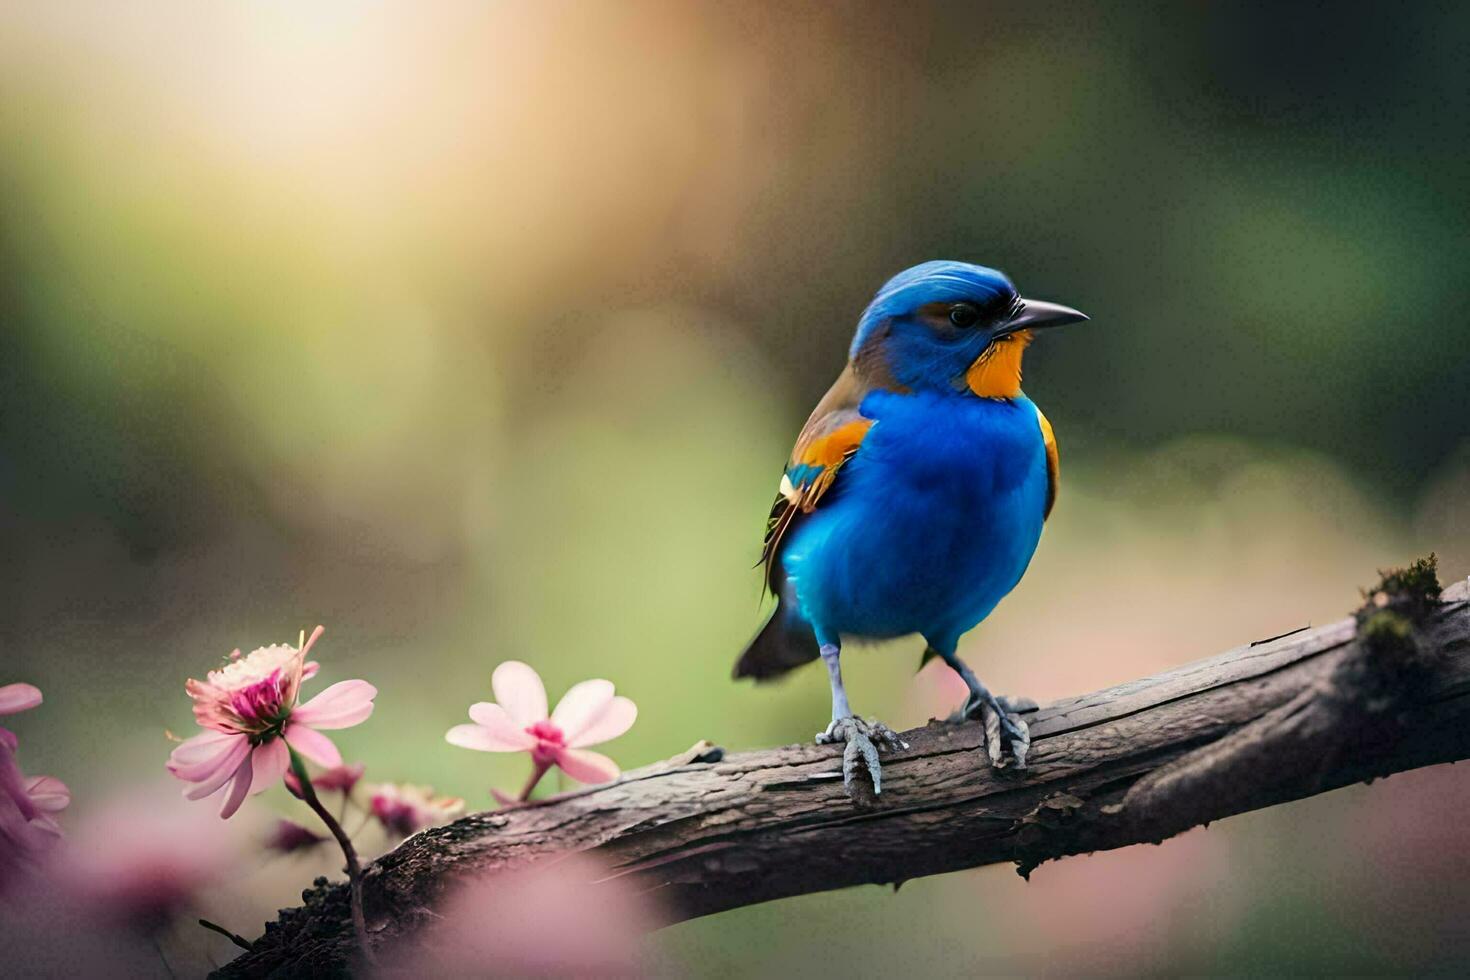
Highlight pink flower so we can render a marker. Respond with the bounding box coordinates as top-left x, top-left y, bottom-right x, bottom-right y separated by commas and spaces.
1, 682, 46, 822
52, 784, 242, 933
378, 854, 659, 976
0, 682, 42, 718
369, 783, 465, 837
0, 887, 165, 976
285, 761, 366, 799
1, 681, 68, 891
264, 818, 328, 854
0, 774, 68, 839
166, 626, 377, 819
445, 661, 636, 787
1, 773, 69, 892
